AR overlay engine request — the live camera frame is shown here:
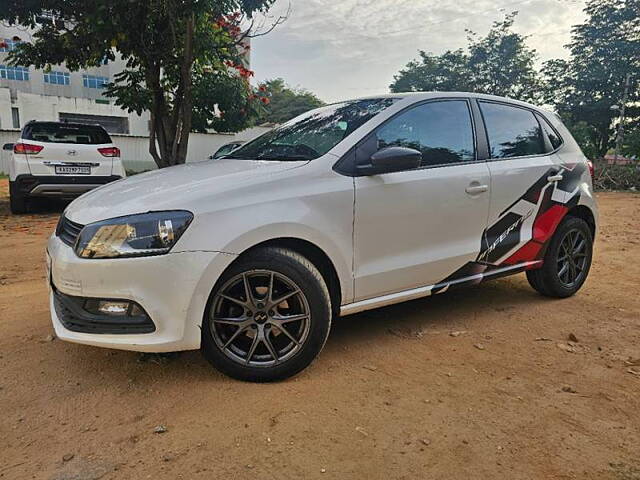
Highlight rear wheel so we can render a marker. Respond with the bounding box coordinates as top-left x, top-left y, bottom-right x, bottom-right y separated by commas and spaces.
526, 216, 593, 298
9, 181, 28, 214
201, 247, 332, 382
